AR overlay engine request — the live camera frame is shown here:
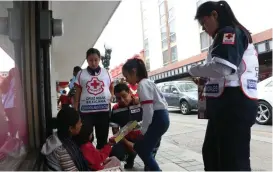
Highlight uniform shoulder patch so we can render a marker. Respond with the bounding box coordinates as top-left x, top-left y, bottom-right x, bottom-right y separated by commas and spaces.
222, 33, 236, 45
